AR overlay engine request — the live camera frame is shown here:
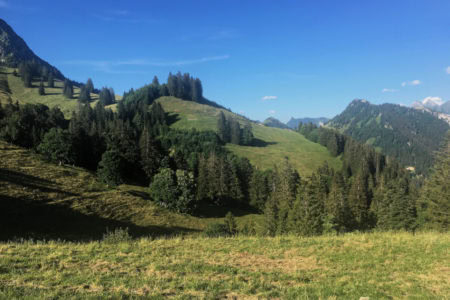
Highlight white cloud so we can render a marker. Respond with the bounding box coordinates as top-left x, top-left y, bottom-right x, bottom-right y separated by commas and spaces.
63, 55, 230, 73
401, 80, 421, 87
0, 0, 7, 8
422, 96, 444, 106
446, 66, 450, 74
269, 110, 276, 114
262, 96, 277, 101
382, 88, 398, 93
